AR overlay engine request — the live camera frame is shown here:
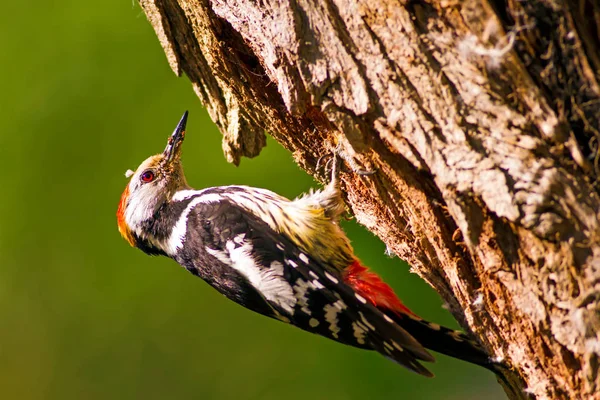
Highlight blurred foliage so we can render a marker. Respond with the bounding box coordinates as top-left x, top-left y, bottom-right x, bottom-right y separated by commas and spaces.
0, 1, 503, 399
